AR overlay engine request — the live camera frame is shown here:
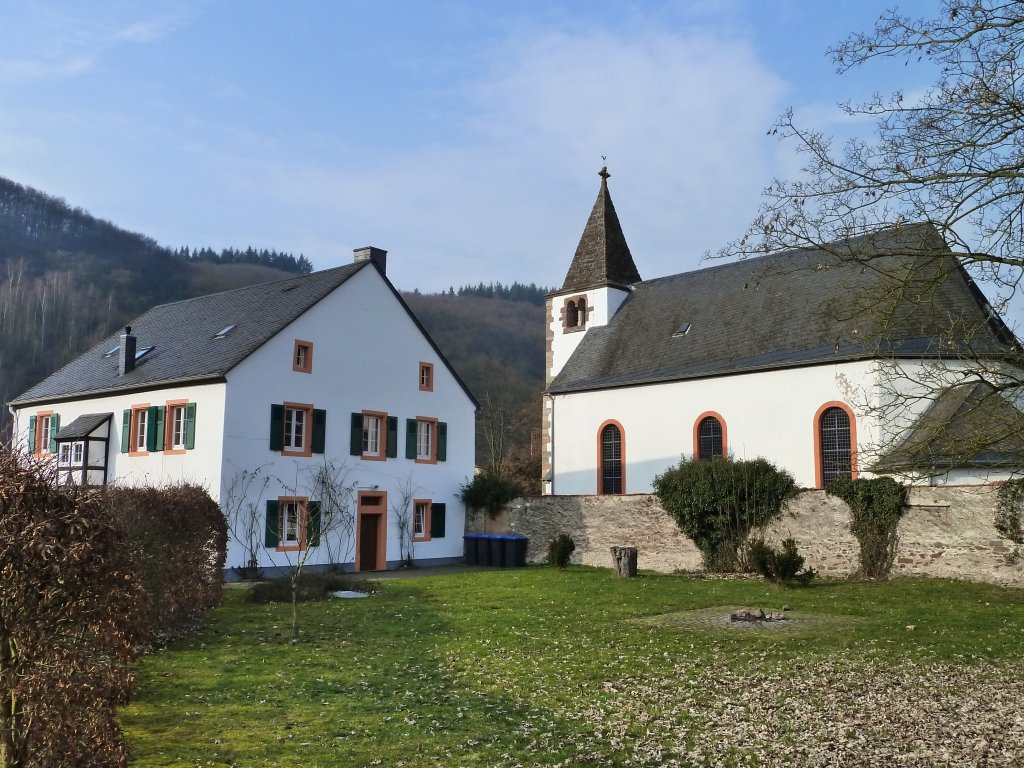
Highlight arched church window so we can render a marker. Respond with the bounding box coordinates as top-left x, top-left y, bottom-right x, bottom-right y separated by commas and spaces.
817, 405, 854, 486
599, 421, 623, 494
696, 415, 724, 460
